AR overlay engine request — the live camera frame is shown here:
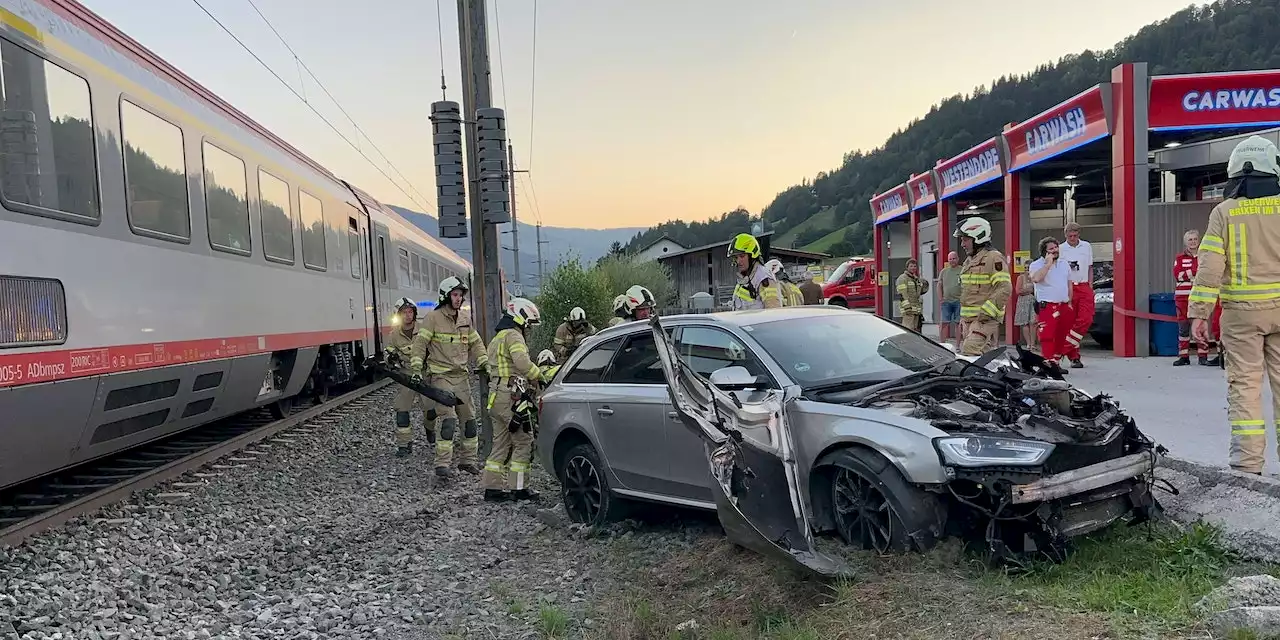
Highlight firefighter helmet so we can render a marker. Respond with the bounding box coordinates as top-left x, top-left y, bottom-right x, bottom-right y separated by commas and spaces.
1228, 135, 1280, 178
954, 216, 993, 244
567, 306, 587, 322
438, 276, 468, 301
507, 297, 541, 326
727, 233, 762, 259
624, 285, 655, 313
536, 349, 557, 366
611, 294, 629, 314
